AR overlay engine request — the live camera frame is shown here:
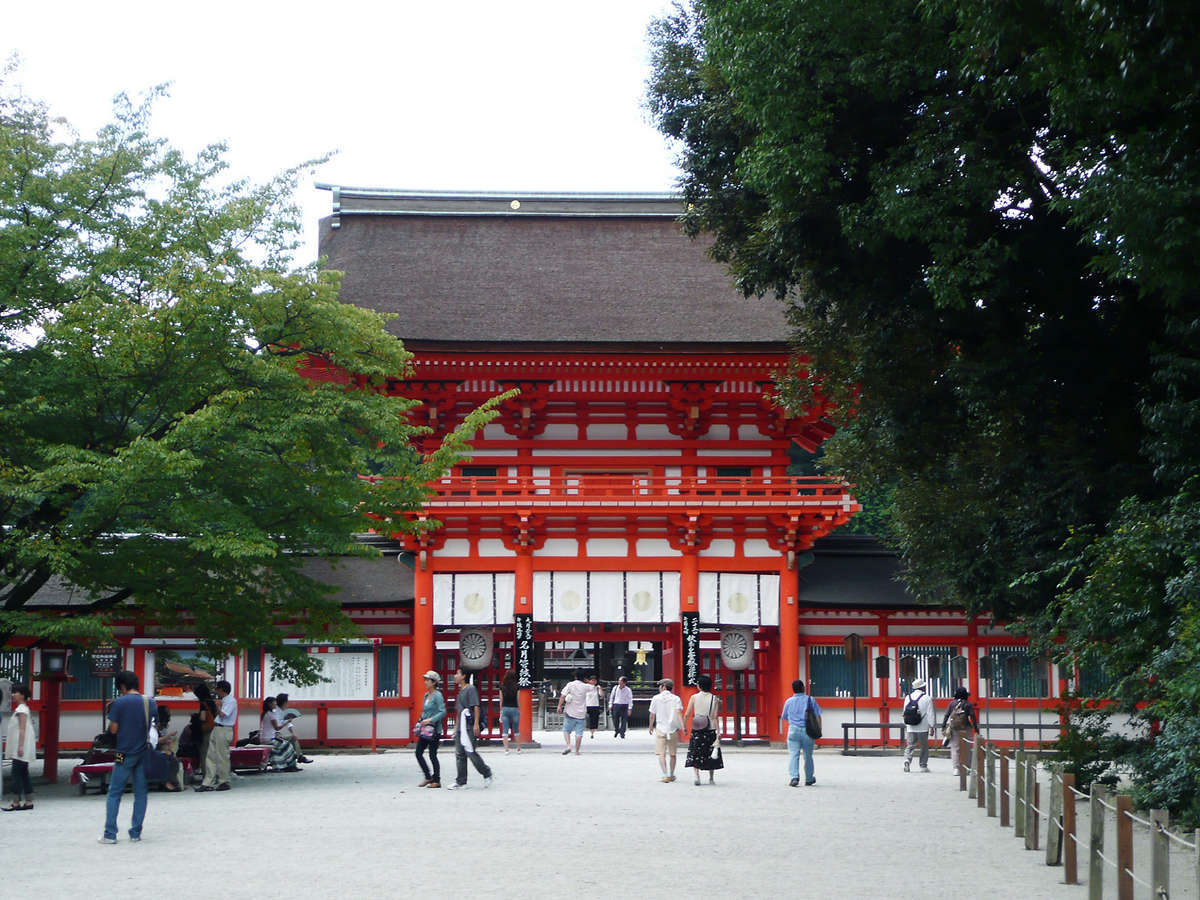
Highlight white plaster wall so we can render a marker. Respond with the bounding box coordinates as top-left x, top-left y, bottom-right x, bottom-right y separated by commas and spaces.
698, 424, 731, 440
696, 449, 773, 457
636, 424, 673, 440
887, 625, 970, 636
534, 539, 580, 557
743, 539, 777, 557
534, 424, 578, 440
481, 424, 508, 440
801, 625, 881, 637
586, 423, 627, 440
635, 539, 679, 557
375, 708, 411, 740
327, 710, 374, 740
585, 538, 628, 557
59, 710, 96, 744
700, 540, 736, 557
439, 539, 471, 556
477, 539, 515, 557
